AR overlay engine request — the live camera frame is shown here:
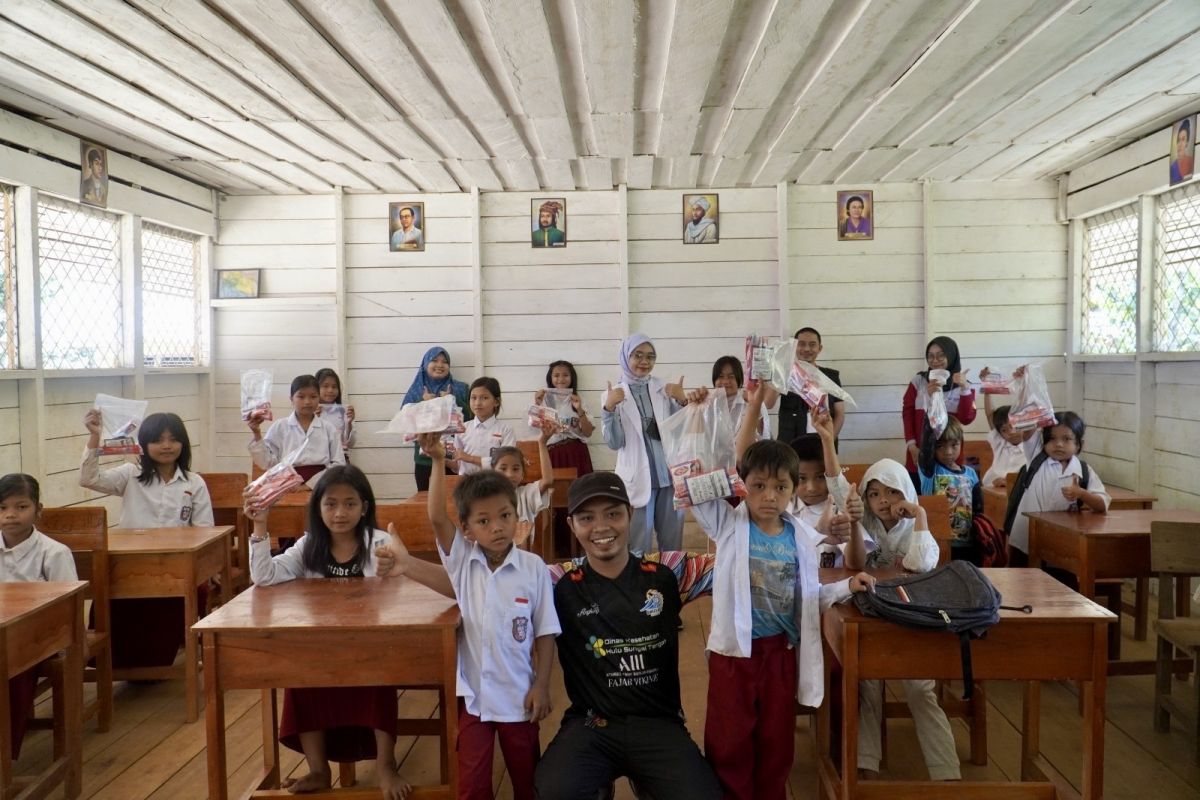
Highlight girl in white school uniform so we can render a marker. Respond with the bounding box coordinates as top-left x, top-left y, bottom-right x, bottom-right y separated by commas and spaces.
315, 367, 356, 460
79, 410, 214, 669
857, 458, 960, 782
712, 355, 771, 441
1, 474, 78, 762
601, 334, 687, 553
248, 374, 345, 483
245, 465, 410, 800
451, 377, 515, 476
489, 422, 555, 547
